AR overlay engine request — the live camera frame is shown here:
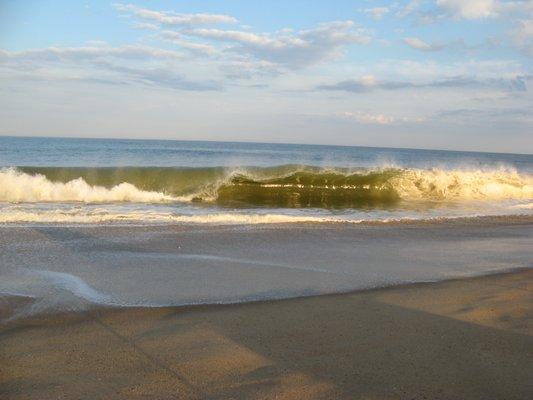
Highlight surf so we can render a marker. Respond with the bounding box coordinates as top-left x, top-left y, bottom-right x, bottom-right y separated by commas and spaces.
1, 165, 532, 208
